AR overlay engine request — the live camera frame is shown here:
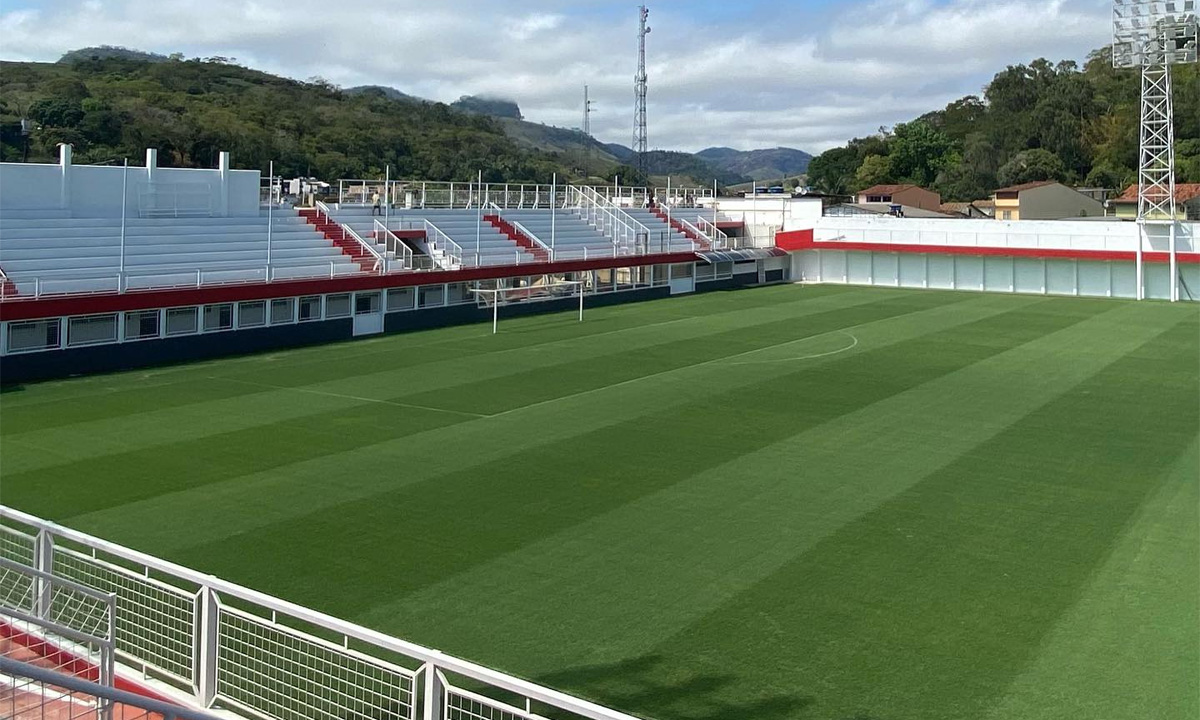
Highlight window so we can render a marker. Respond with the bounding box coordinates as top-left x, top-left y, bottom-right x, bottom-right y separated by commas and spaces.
165, 307, 199, 336
203, 304, 234, 332
326, 294, 351, 318
238, 301, 266, 328
124, 310, 160, 340
386, 288, 414, 312
7, 319, 60, 353
355, 292, 382, 315
446, 283, 471, 305
1001, 210, 1012, 220
270, 298, 295, 325
298, 296, 322, 322
417, 285, 444, 308
67, 314, 118, 347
